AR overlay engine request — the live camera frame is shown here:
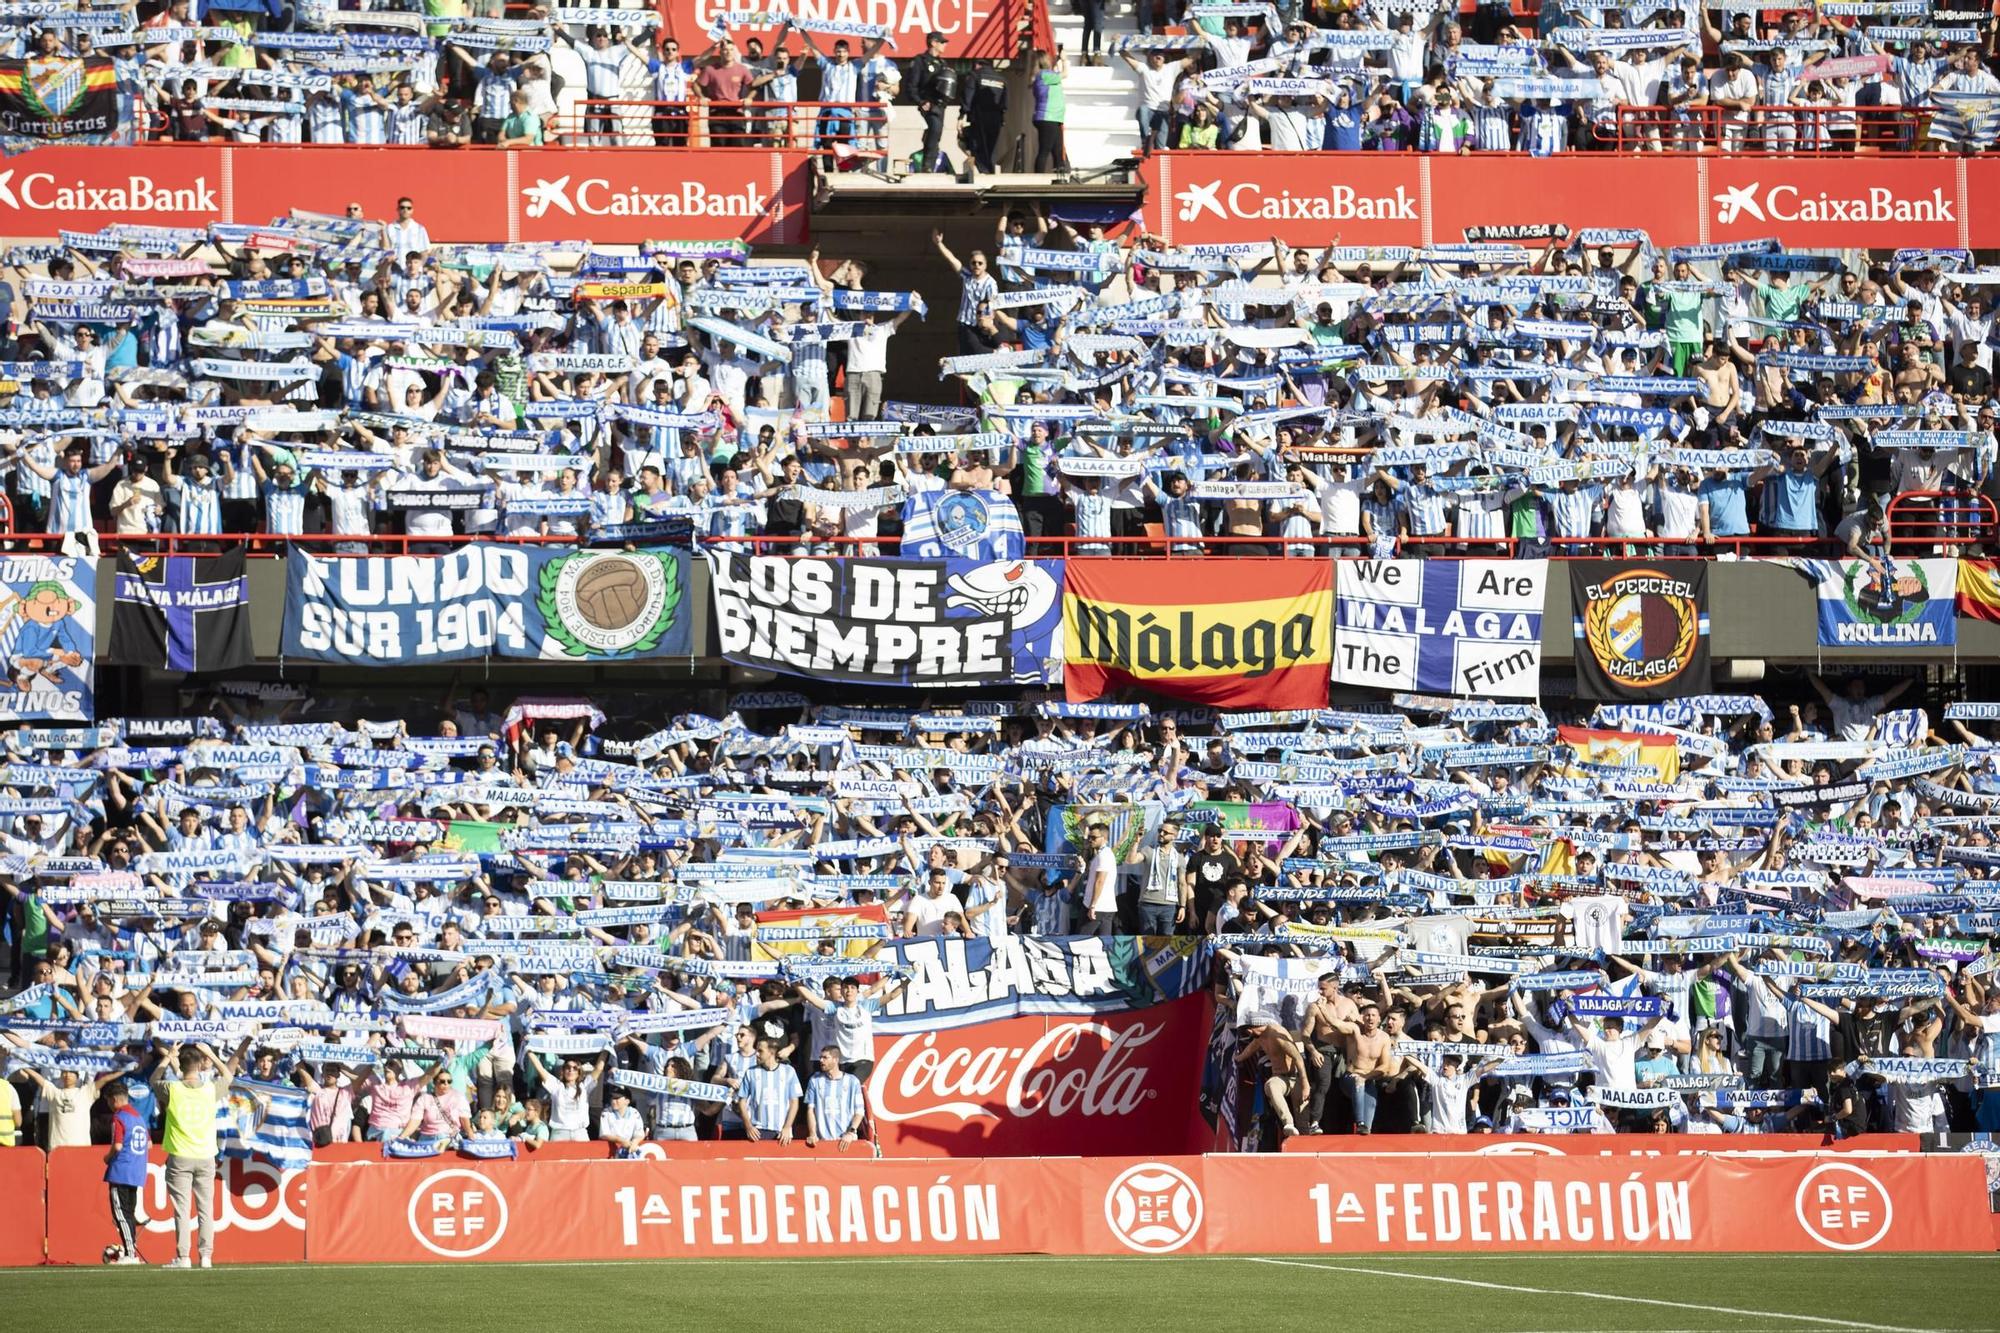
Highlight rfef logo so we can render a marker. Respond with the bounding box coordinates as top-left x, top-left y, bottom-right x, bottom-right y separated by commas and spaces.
1103, 1163, 1203, 1254
1794, 1162, 1893, 1251
408, 1168, 510, 1258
